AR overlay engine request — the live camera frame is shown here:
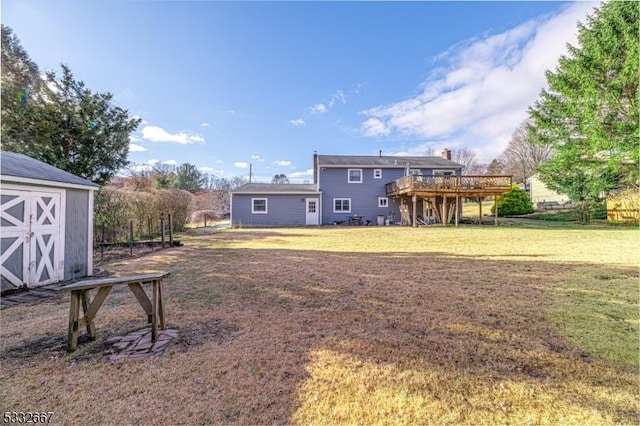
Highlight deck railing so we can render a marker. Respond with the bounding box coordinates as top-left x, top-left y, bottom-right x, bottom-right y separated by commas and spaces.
385, 175, 513, 195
